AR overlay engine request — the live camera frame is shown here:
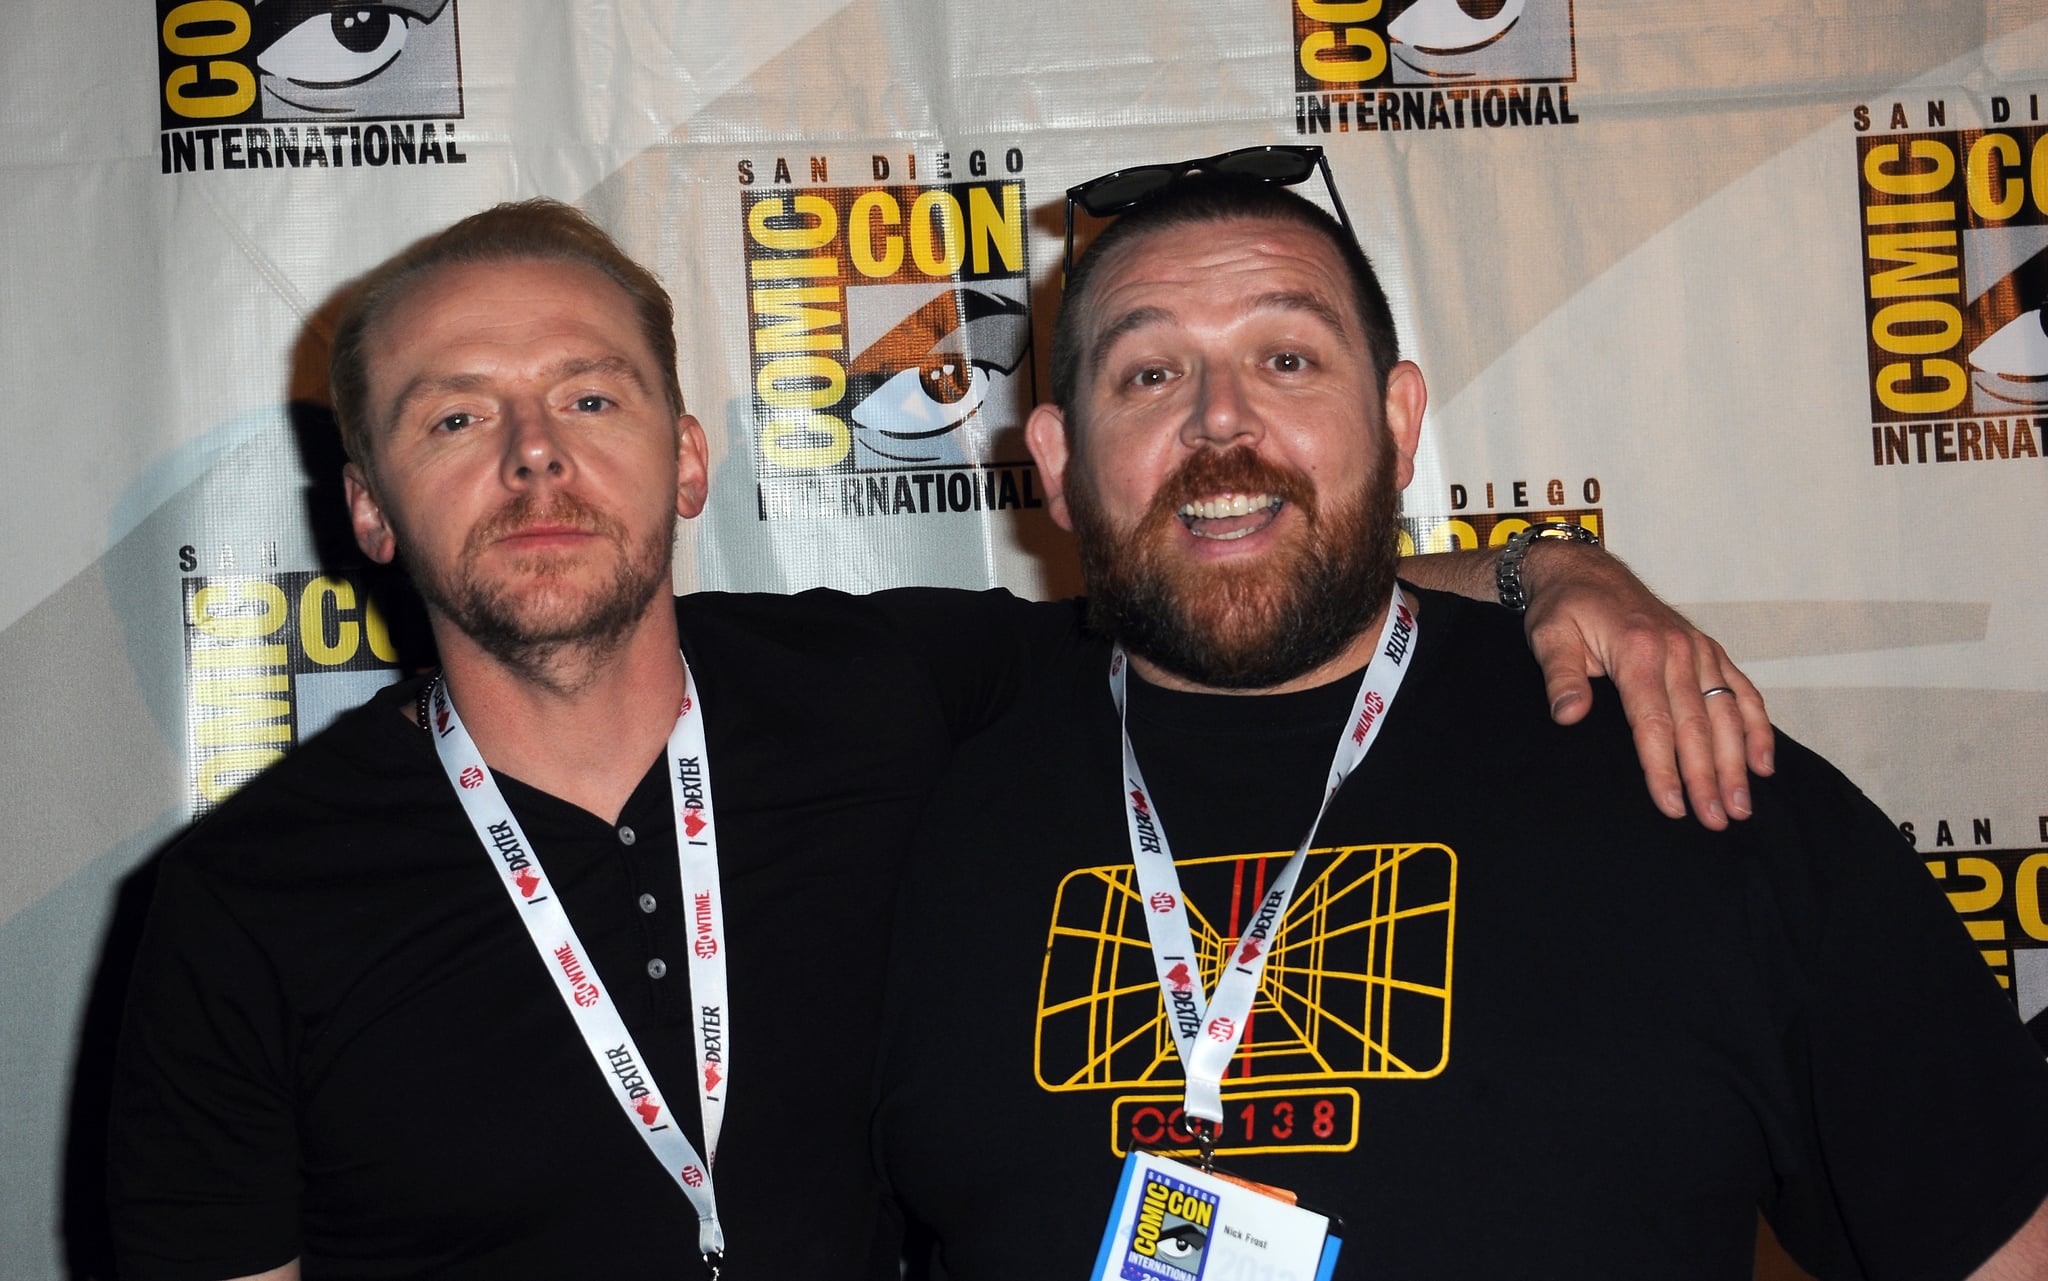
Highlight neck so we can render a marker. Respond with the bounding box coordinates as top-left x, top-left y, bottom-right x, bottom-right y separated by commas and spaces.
1125, 593, 1403, 697
429, 600, 685, 823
